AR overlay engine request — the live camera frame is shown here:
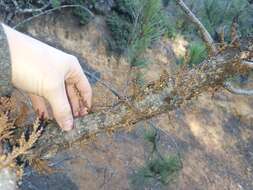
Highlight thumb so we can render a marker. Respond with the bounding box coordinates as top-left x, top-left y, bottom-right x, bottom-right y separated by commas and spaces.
46, 82, 74, 131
